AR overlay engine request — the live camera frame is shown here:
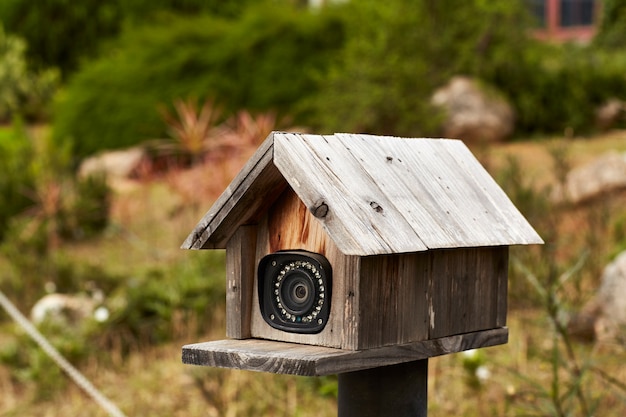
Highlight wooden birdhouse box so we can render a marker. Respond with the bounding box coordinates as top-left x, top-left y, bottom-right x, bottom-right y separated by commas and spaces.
182, 132, 542, 376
